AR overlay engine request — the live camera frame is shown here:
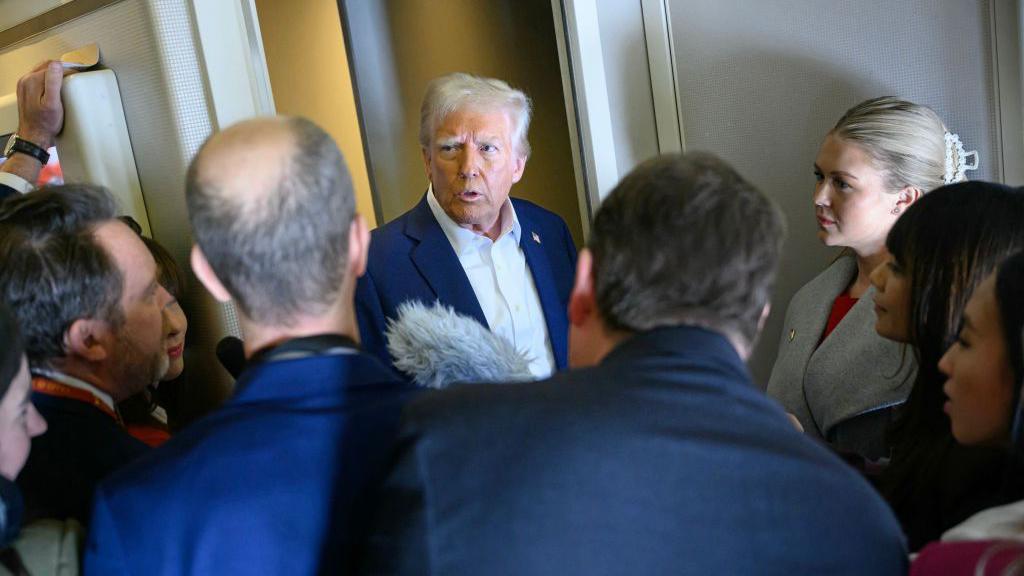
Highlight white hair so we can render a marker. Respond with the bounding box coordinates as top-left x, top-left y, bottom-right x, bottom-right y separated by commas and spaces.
419, 72, 533, 158
831, 96, 956, 194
